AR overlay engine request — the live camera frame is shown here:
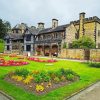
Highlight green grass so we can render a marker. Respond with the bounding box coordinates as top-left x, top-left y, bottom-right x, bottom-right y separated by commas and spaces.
0, 56, 100, 100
